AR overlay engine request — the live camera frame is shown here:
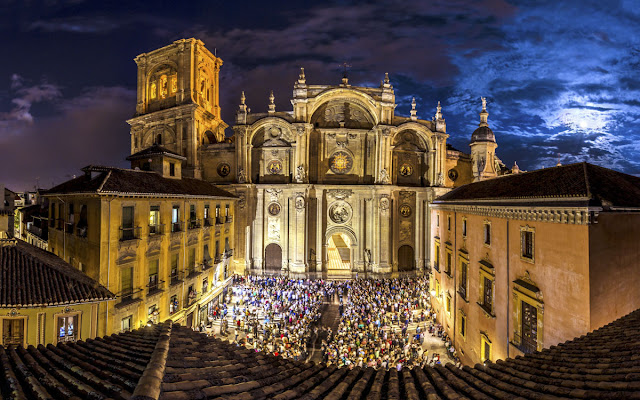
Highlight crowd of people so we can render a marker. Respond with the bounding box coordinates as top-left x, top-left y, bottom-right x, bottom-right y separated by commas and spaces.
321, 277, 445, 369
214, 275, 337, 361
206, 274, 459, 370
